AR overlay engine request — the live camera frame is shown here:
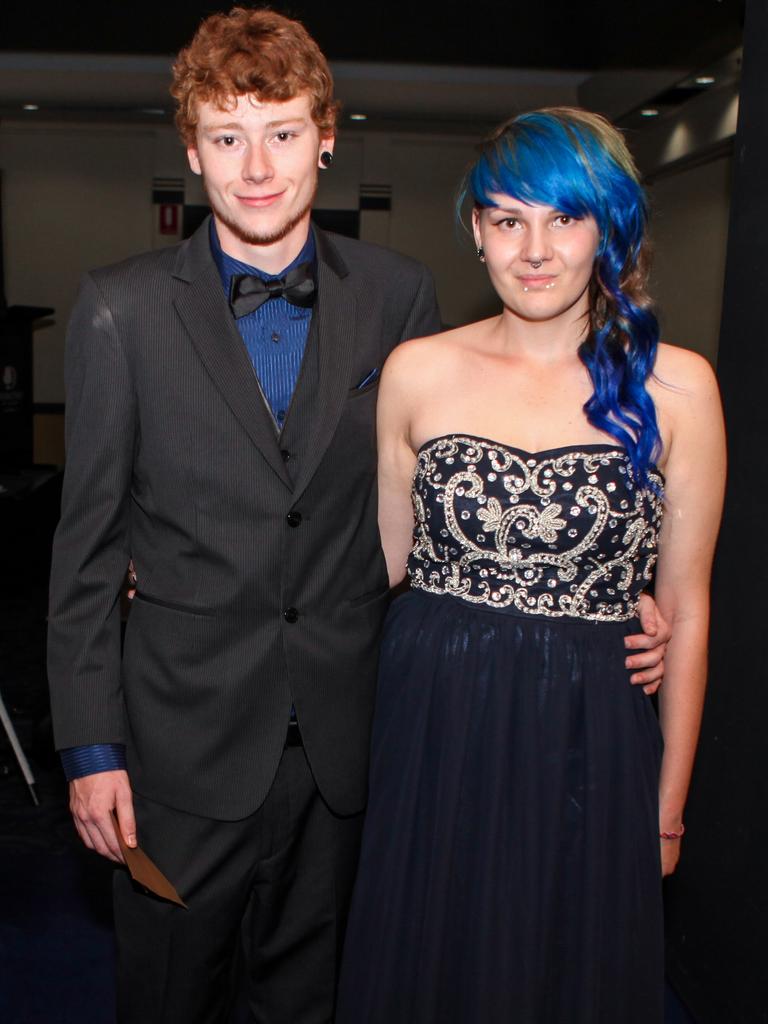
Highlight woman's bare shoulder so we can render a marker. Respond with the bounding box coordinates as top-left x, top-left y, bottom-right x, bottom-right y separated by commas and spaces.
384, 319, 494, 381
652, 342, 718, 395
651, 343, 723, 455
